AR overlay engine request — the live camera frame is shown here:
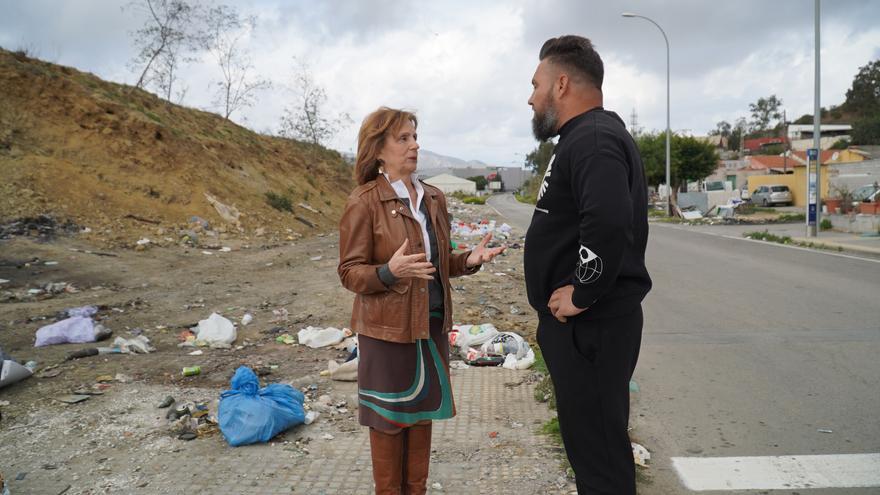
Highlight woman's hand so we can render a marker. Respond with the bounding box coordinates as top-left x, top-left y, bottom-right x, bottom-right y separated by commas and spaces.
388, 239, 436, 280
466, 233, 506, 268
